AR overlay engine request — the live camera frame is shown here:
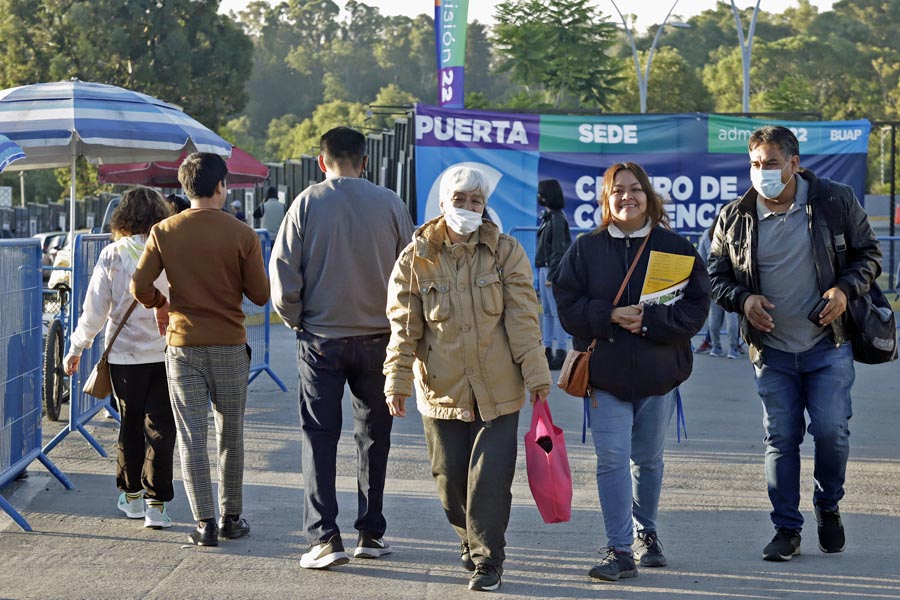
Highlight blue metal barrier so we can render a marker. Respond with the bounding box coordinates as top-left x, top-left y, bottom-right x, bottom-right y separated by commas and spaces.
43, 234, 117, 458
246, 230, 286, 391
0, 239, 73, 531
